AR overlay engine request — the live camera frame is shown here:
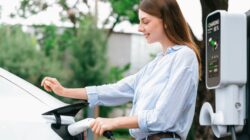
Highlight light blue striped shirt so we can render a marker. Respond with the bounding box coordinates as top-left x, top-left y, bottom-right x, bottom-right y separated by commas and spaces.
86, 45, 199, 140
